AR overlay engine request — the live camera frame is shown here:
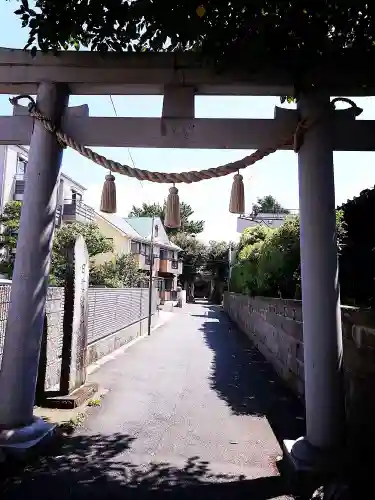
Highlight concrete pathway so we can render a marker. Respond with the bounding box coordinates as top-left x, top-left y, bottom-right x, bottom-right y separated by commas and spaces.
2, 302, 305, 499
